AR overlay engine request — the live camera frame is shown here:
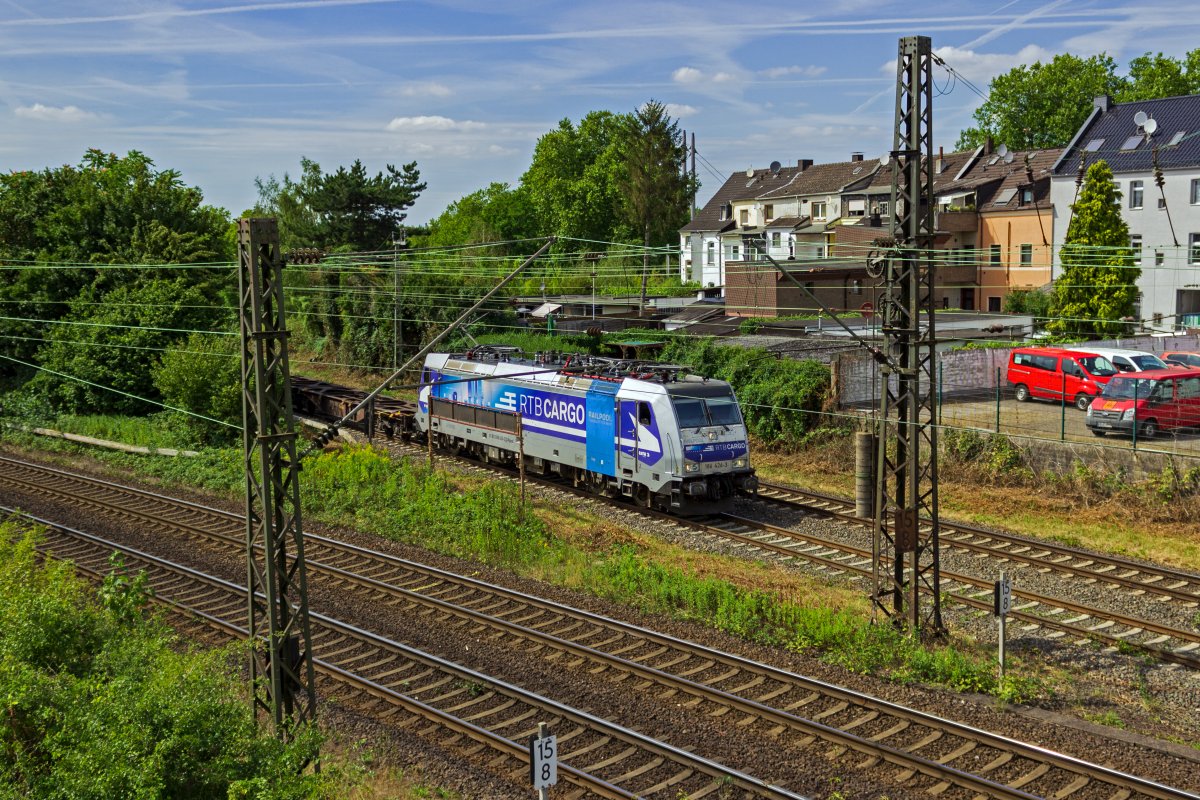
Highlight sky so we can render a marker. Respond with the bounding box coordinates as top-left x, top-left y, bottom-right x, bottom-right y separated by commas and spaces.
2, 1, 1198, 226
